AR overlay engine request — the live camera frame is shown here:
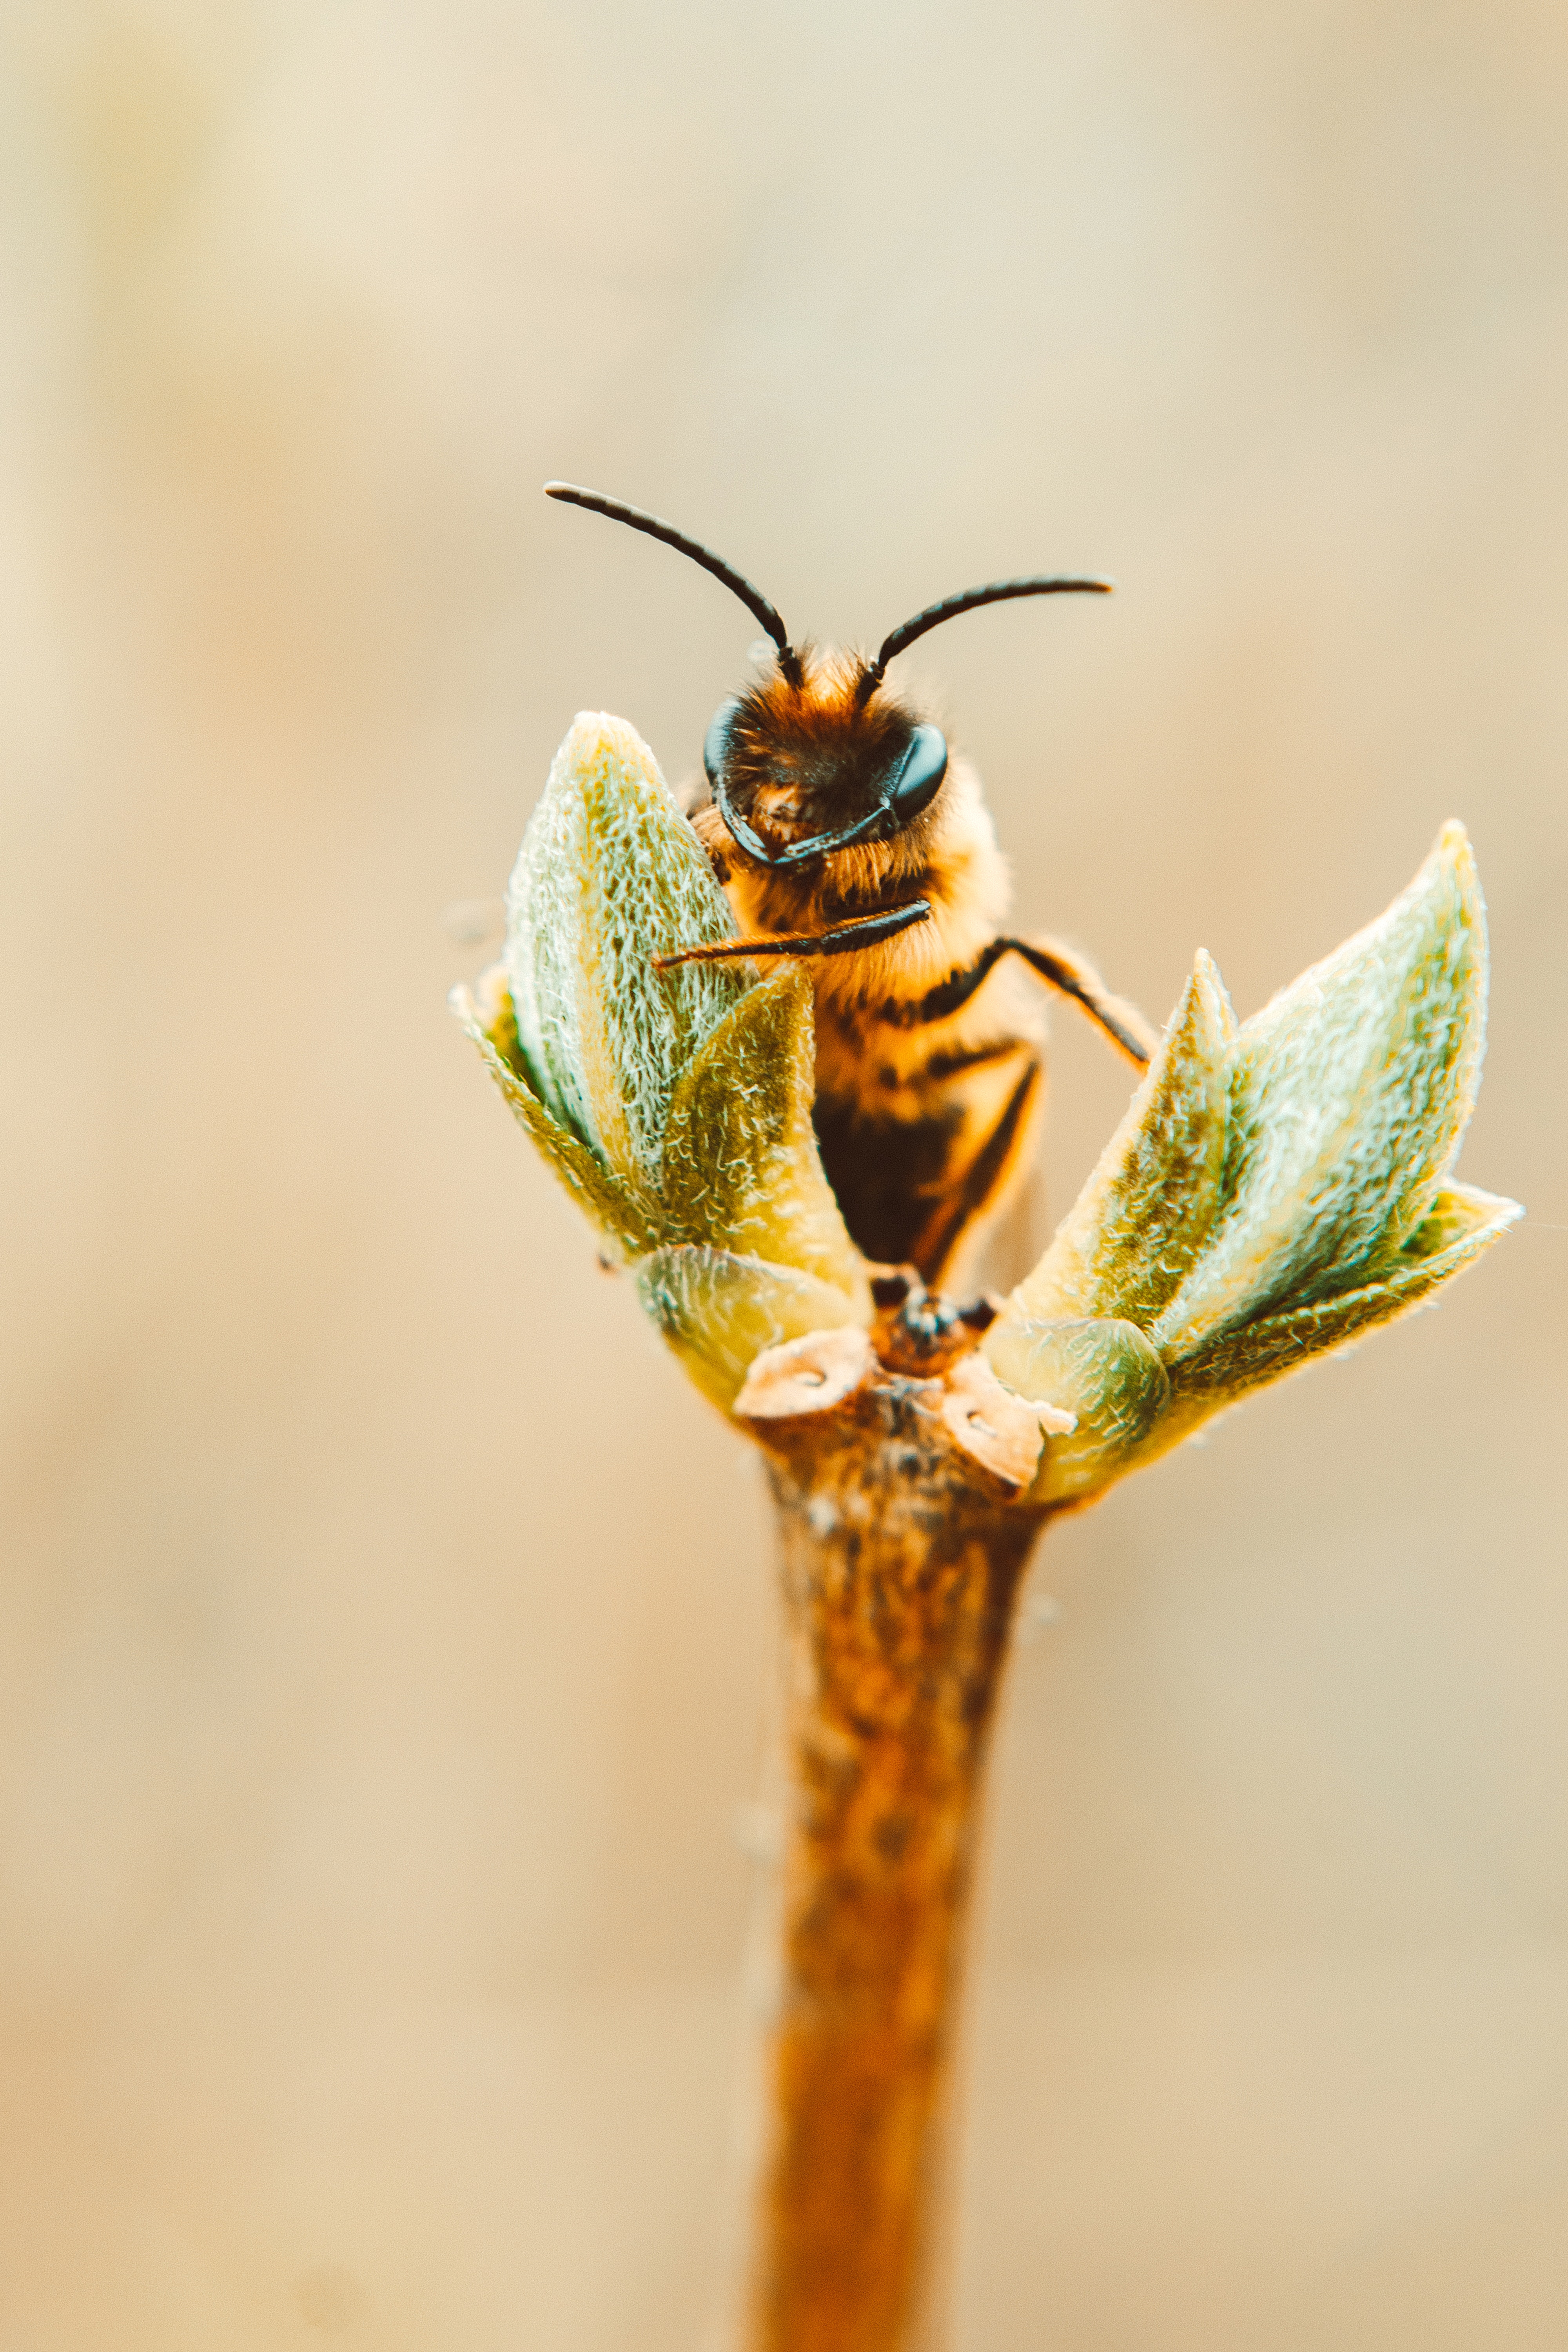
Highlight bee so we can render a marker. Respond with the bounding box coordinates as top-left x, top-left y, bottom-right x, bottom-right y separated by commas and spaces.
546, 482, 1156, 1287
